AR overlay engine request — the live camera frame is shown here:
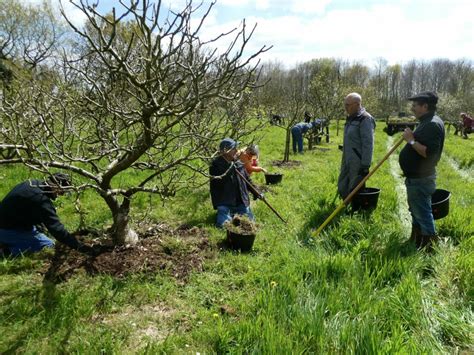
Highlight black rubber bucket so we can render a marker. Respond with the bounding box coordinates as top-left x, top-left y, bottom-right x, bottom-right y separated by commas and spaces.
265, 173, 283, 185
227, 231, 256, 252
351, 187, 381, 212
431, 189, 451, 220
